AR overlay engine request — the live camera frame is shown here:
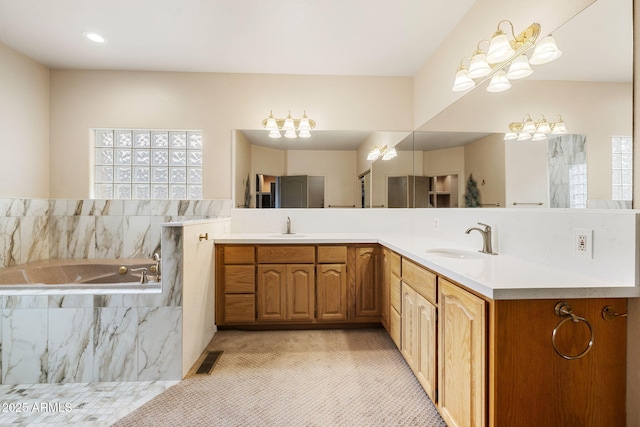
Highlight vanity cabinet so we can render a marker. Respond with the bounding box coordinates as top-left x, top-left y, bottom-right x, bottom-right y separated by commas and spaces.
216, 244, 378, 326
